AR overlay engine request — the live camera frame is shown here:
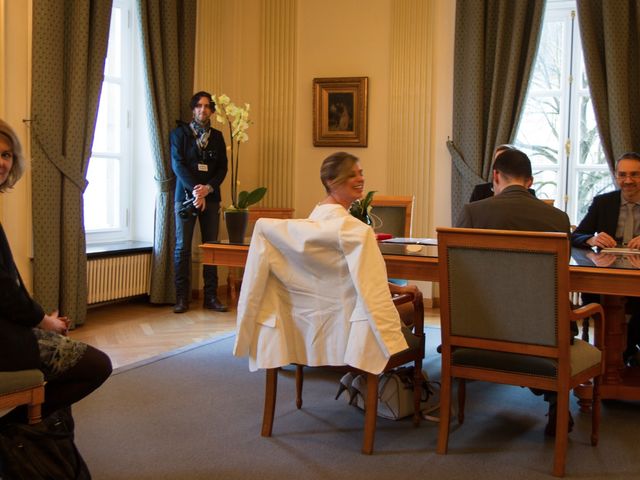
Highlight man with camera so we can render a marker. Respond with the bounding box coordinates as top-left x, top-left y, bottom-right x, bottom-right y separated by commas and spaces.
170, 91, 228, 313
